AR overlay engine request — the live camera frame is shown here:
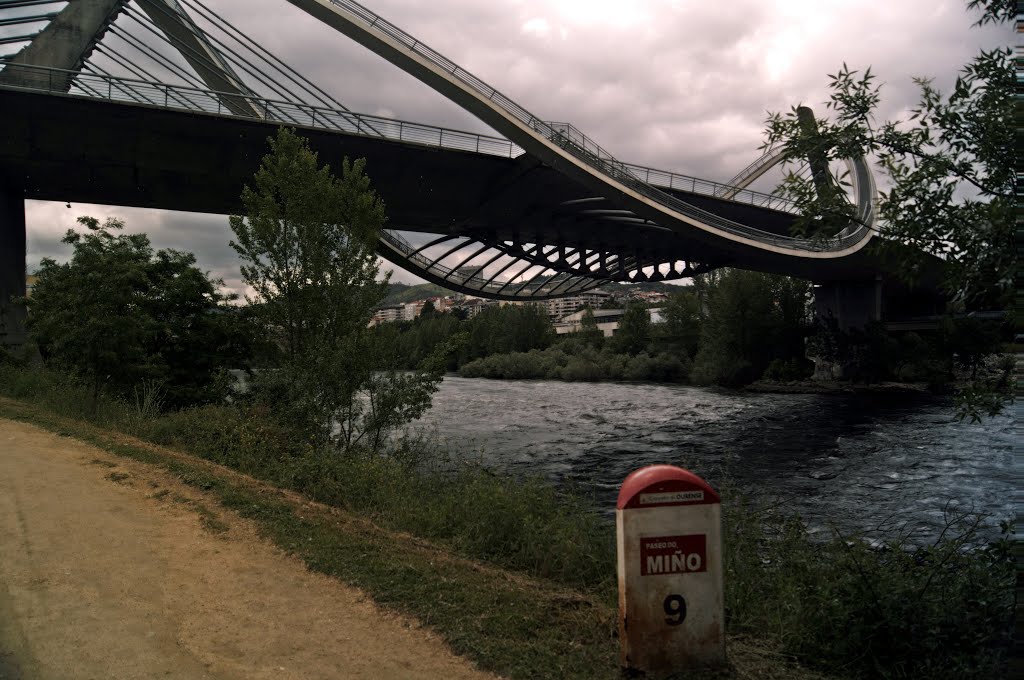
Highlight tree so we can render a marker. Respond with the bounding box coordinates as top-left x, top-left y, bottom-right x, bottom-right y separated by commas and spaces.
229, 127, 443, 450
656, 288, 701, 358
457, 303, 553, 362
612, 304, 651, 355
691, 269, 810, 386
29, 216, 245, 409
506, 304, 555, 353
763, 1, 1012, 309
763, 1, 1013, 414
576, 306, 604, 348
